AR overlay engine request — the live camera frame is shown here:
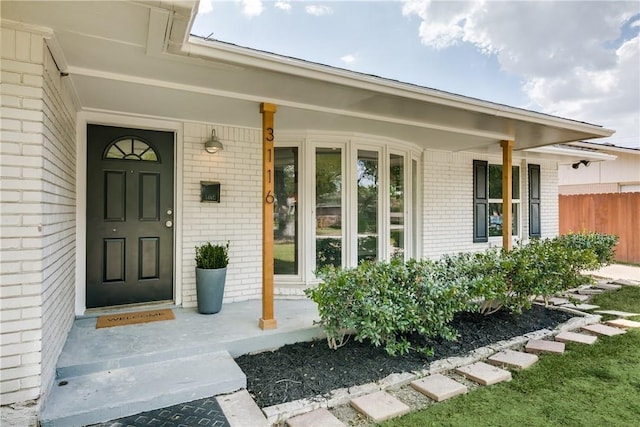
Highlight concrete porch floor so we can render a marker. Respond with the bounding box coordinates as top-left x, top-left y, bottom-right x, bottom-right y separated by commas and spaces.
58, 298, 323, 377
40, 298, 322, 426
